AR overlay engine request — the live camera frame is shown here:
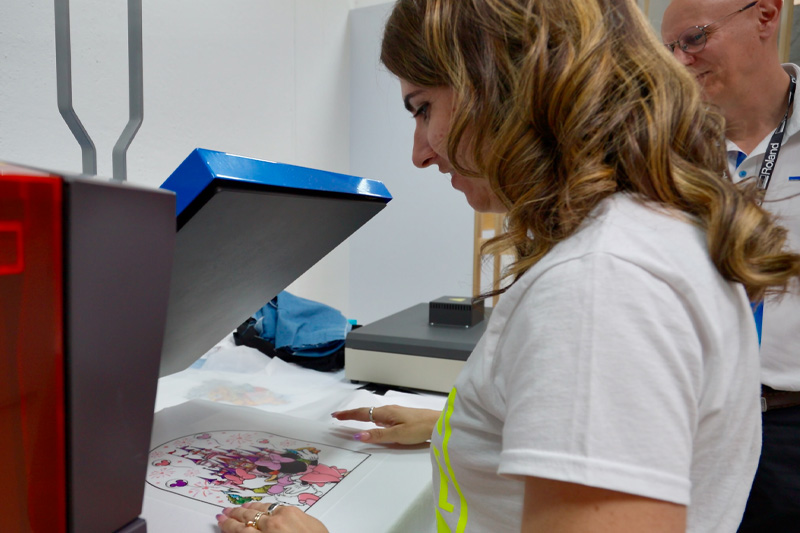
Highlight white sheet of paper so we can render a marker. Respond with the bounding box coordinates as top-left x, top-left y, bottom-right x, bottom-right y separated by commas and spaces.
142, 400, 434, 533
155, 335, 359, 410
